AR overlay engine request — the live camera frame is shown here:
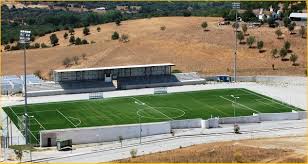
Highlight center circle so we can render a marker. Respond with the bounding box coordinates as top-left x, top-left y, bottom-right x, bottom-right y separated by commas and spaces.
137, 107, 185, 119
